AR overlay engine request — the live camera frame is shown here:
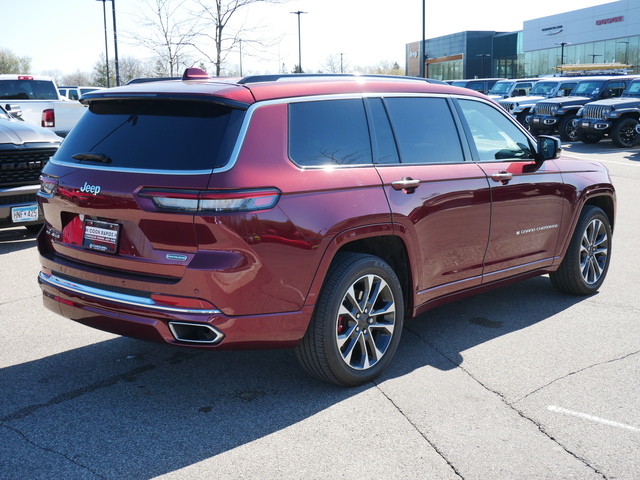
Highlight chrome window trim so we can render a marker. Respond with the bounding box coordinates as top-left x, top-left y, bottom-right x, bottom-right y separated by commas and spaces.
216, 92, 457, 174
39, 272, 222, 315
